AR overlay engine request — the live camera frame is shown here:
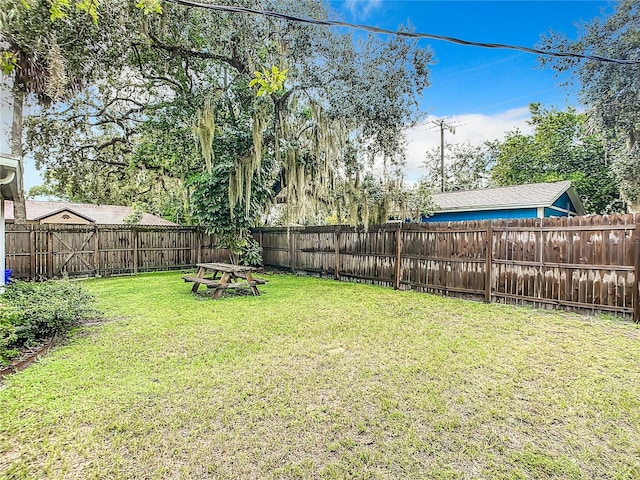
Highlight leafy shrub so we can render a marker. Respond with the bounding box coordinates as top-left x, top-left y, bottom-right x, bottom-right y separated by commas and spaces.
220, 232, 263, 266
2, 280, 100, 346
0, 305, 19, 366
240, 237, 263, 266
